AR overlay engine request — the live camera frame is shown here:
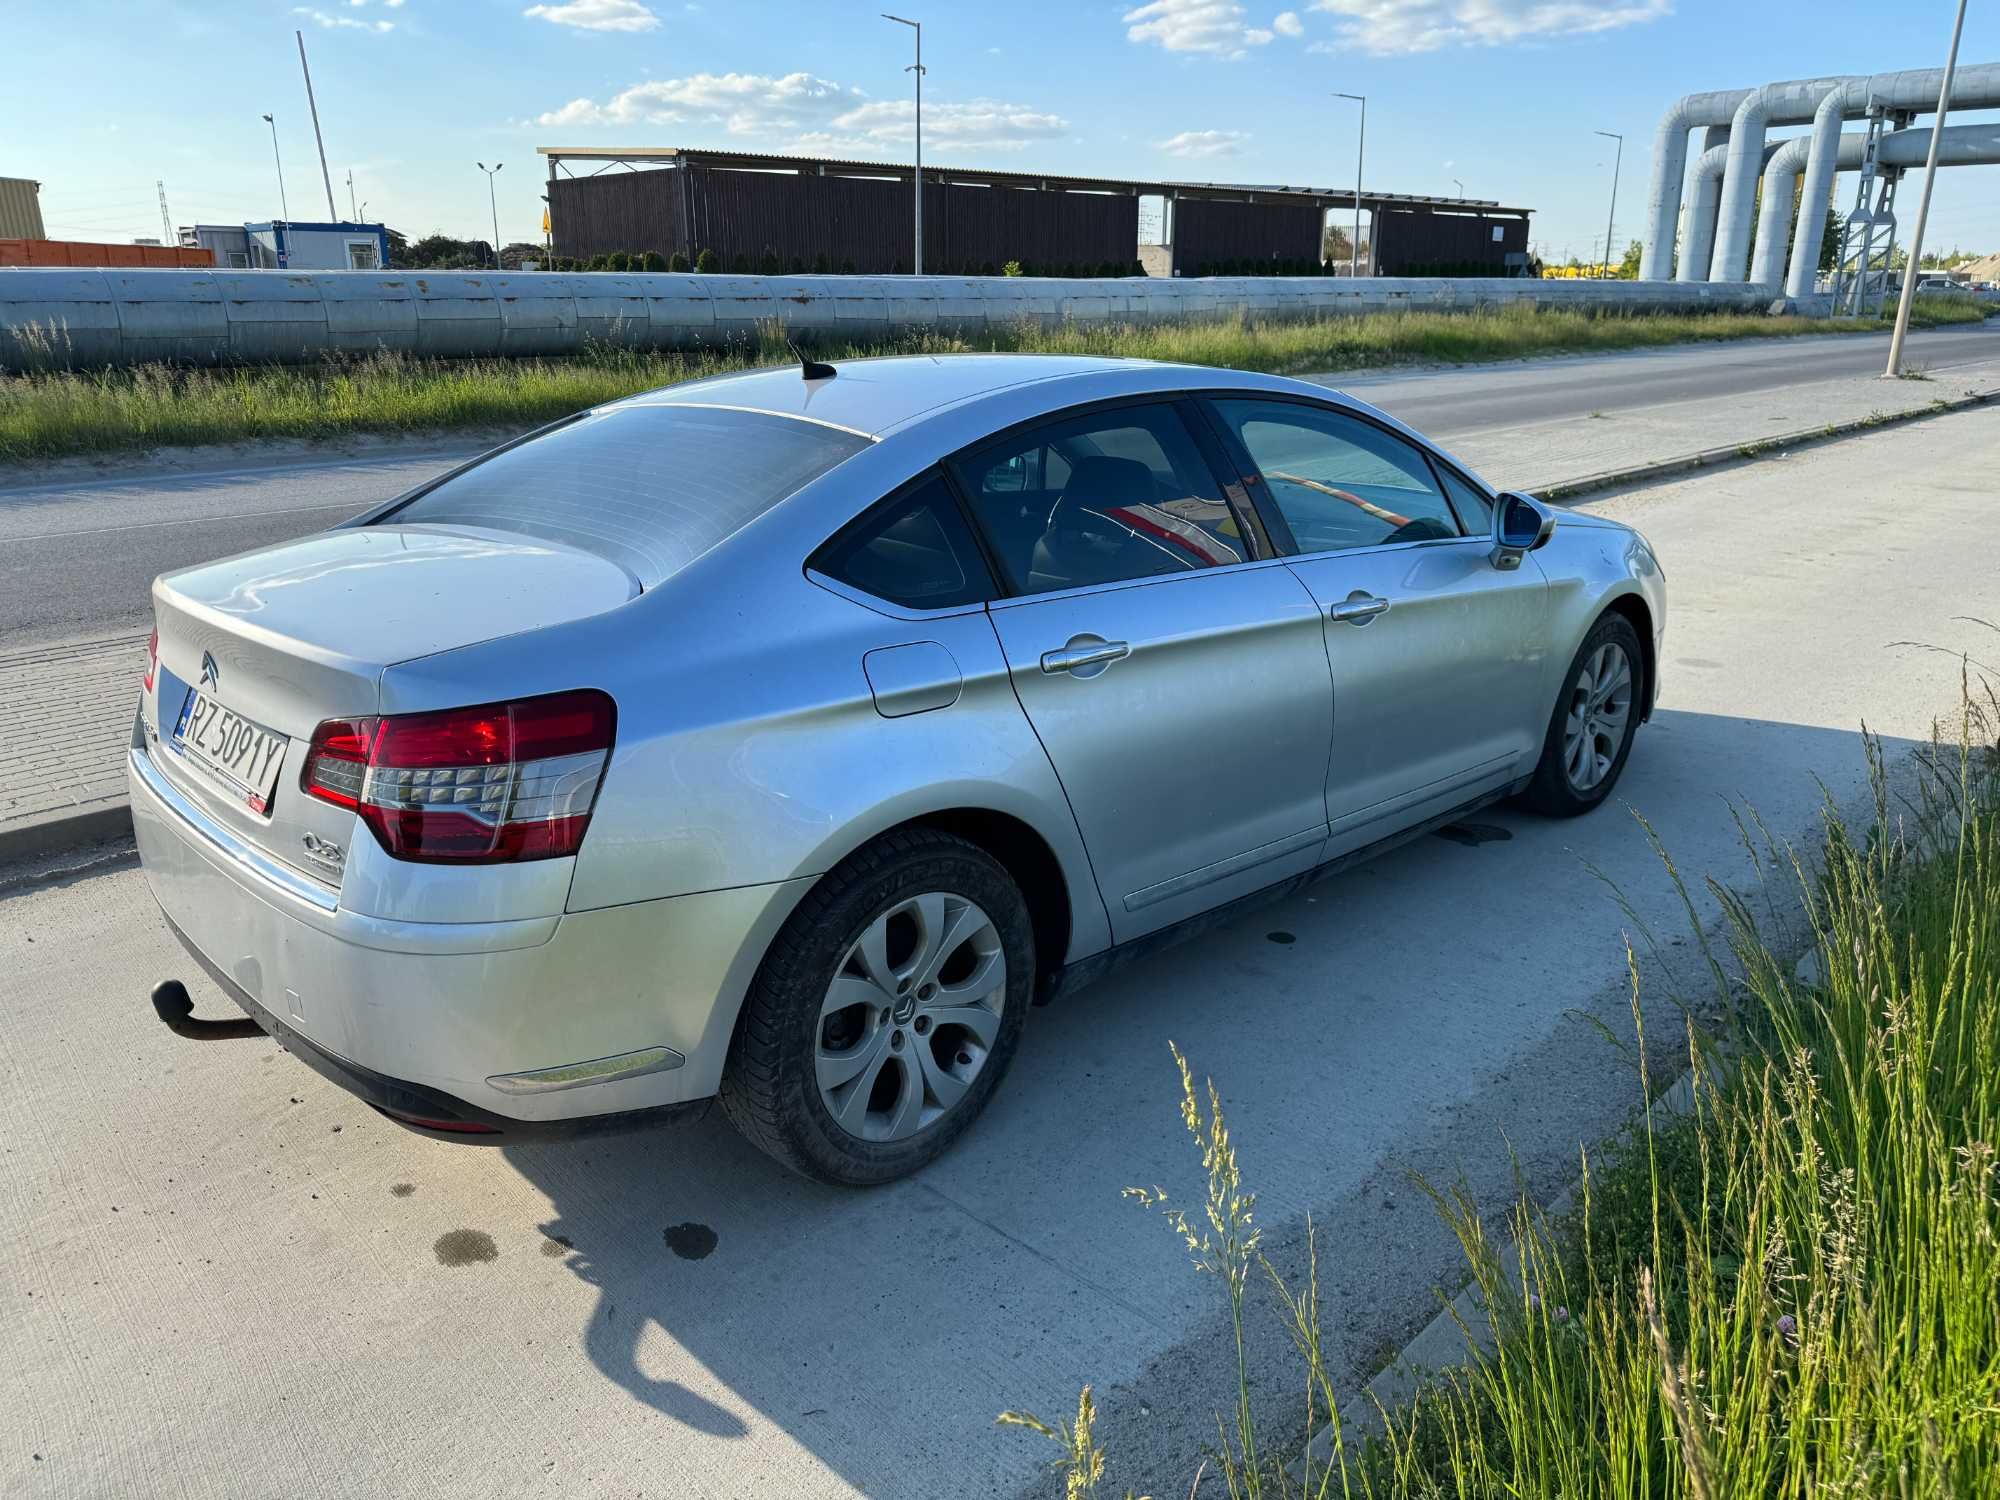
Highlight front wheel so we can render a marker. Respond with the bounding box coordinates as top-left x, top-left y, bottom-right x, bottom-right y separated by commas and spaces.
1524, 613, 1643, 817
720, 828, 1034, 1185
